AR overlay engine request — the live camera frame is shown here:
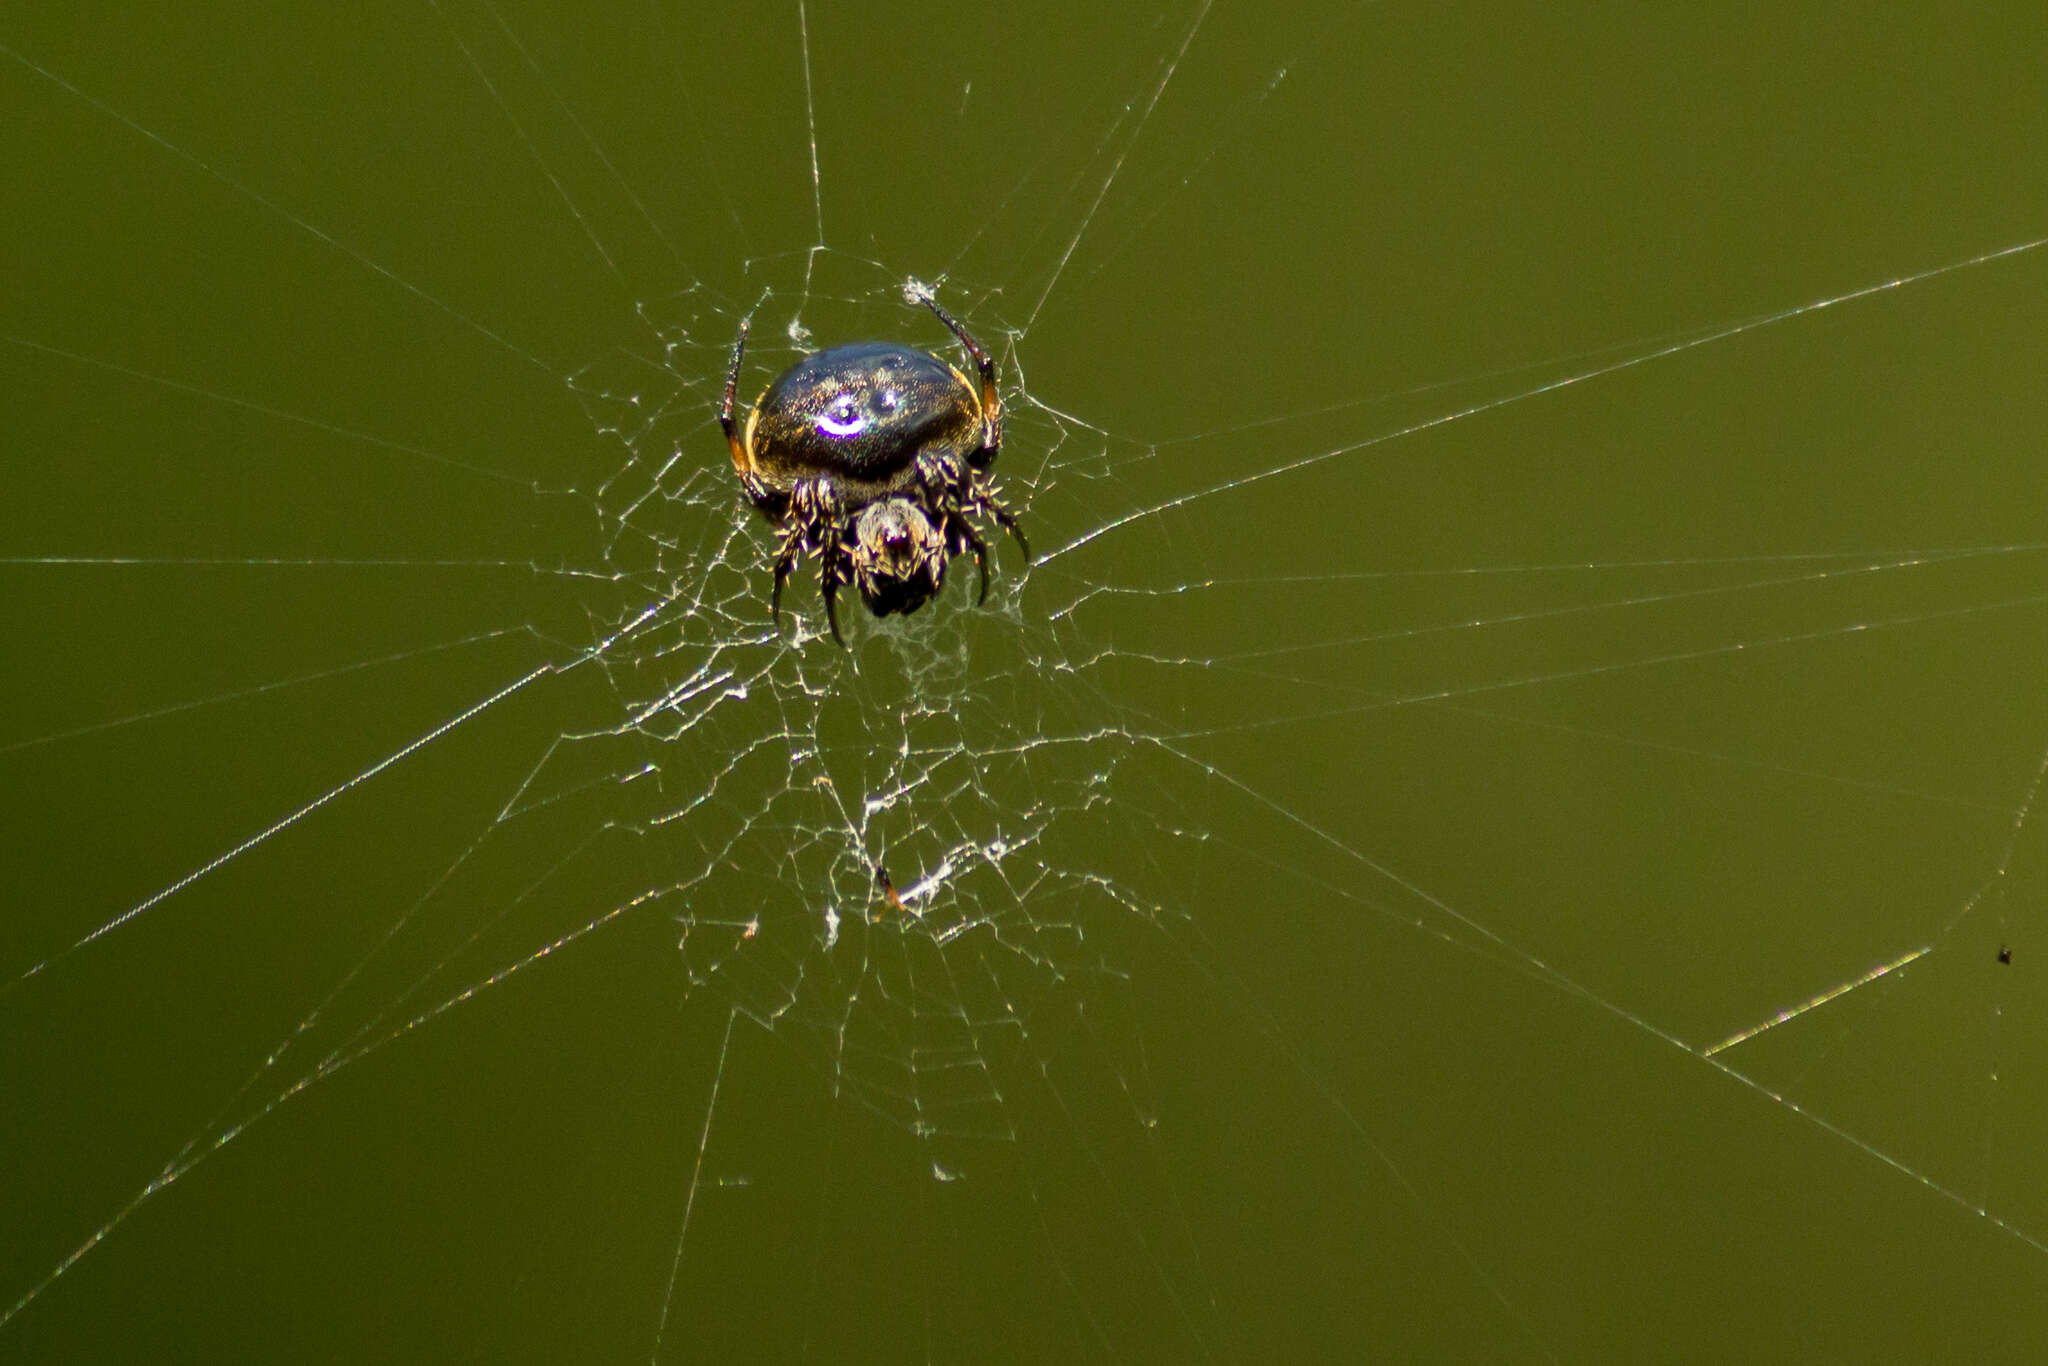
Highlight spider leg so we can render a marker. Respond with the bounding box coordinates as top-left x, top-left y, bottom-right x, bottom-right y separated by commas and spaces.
920, 294, 1002, 465
912, 450, 963, 506
821, 561, 847, 646
718, 314, 754, 480
955, 518, 991, 606
770, 543, 798, 625
977, 482, 1031, 562
768, 515, 807, 627
819, 511, 853, 647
